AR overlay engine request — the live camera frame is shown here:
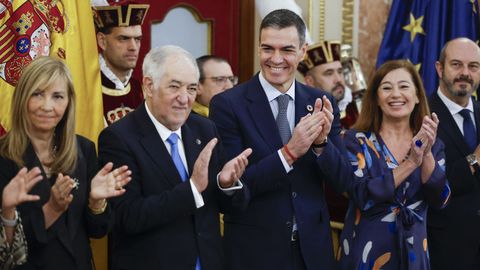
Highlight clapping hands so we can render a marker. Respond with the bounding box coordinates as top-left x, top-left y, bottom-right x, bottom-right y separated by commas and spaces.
90, 162, 132, 201
2, 167, 42, 216
410, 113, 439, 166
